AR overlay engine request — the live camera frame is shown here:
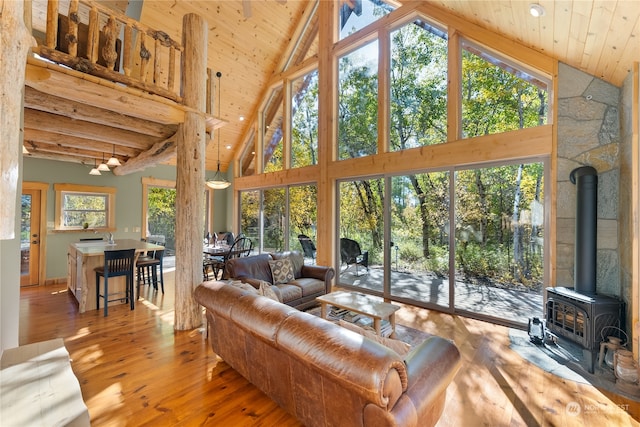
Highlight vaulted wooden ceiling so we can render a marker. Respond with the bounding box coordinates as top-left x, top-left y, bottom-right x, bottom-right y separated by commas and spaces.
23, 1, 639, 175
